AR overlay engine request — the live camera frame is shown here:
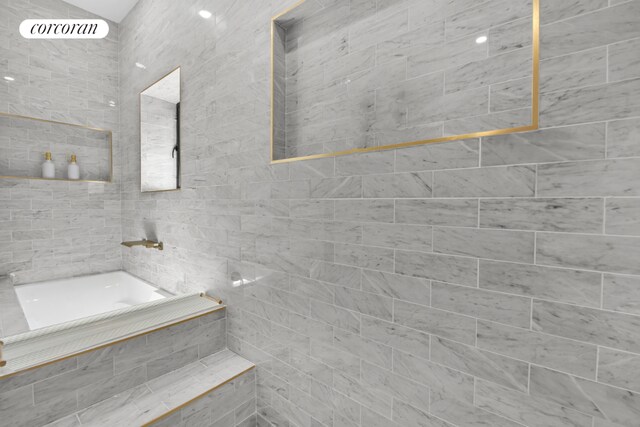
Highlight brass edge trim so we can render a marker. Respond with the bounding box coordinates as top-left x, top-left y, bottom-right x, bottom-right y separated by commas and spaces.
139, 66, 182, 193
0, 112, 113, 183
271, 125, 538, 164
0, 304, 226, 381
0, 176, 112, 183
140, 365, 256, 427
269, 0, 541, 163
201, 293, 223, 305
531, 0, 540, 129
139, 65, 182, 95
0, 111, 111, 132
